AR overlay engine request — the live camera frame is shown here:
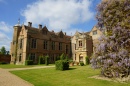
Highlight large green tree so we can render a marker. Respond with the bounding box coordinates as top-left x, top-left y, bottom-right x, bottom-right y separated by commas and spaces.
0, 46, 6, 55
91, 0, 130, 78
